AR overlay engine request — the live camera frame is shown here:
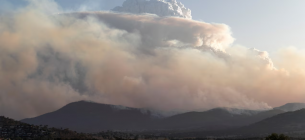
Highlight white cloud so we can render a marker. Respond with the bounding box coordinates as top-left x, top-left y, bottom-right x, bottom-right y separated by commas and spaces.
112, 0, 192, 19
